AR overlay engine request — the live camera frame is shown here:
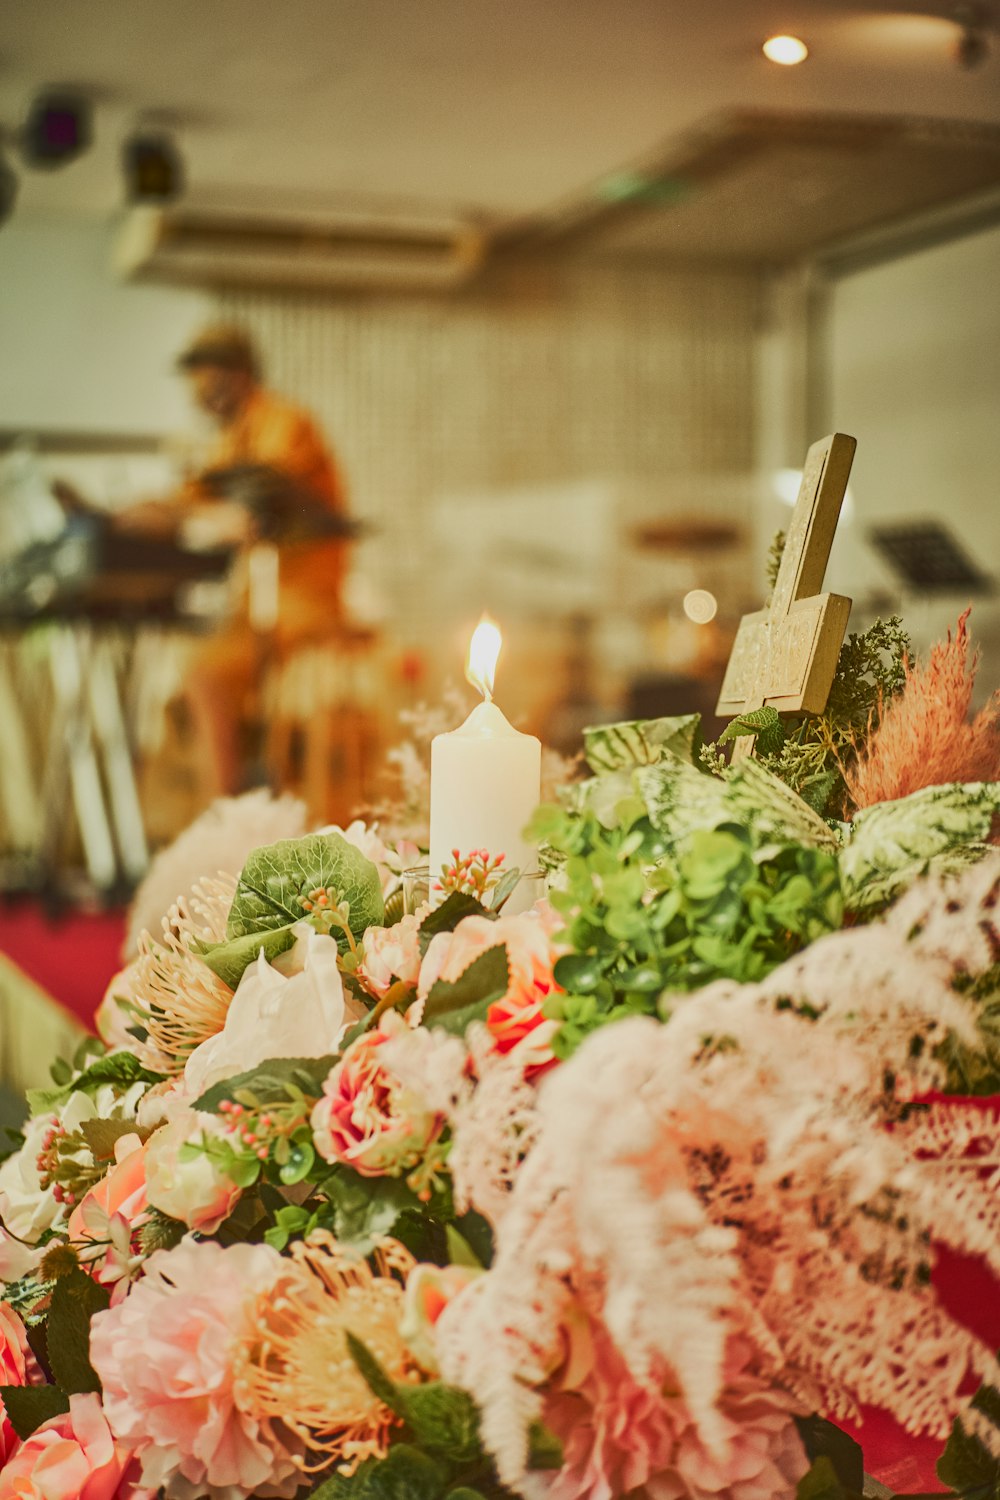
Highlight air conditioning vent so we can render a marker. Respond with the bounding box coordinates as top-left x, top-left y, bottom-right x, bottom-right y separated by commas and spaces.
114, 206, 485, 291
